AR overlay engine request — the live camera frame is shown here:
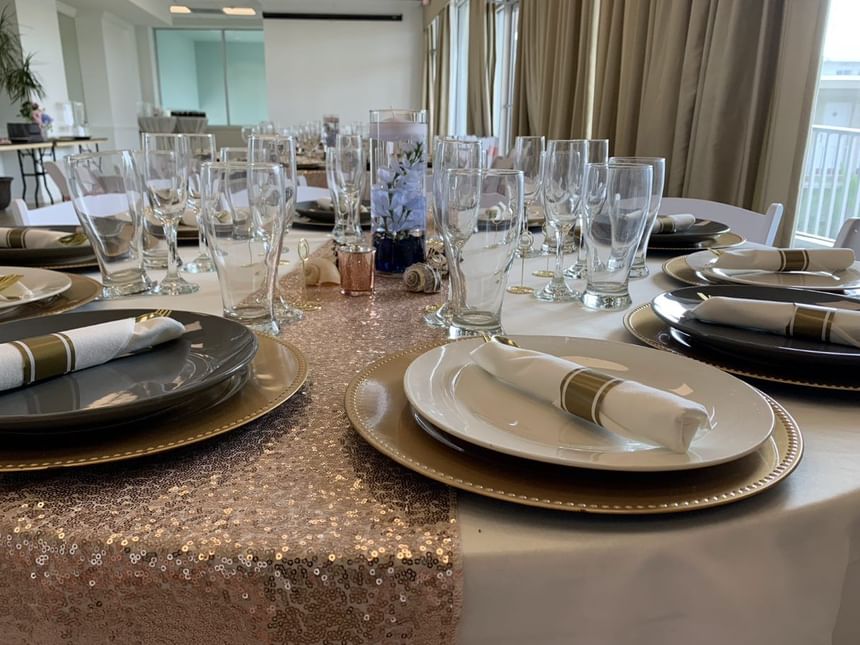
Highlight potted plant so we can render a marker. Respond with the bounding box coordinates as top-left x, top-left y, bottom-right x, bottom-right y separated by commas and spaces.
0, 6, 45, 208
